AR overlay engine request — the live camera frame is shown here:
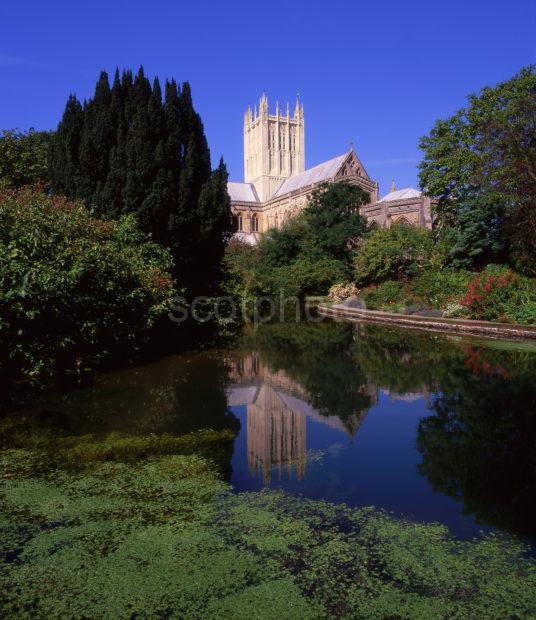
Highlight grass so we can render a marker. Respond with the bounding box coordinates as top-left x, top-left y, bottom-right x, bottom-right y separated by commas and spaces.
1, 425, 535, 618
